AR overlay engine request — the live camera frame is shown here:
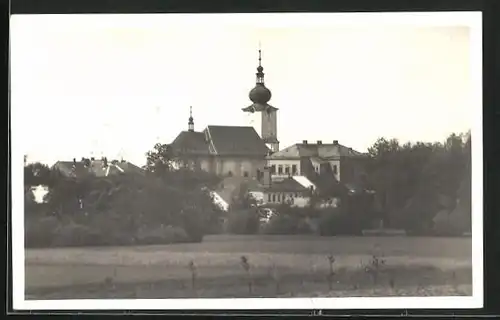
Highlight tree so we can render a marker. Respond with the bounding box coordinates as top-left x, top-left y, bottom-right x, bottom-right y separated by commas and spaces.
144, 143, 176, 174
364, 132, 470, 231
24, 162, 57, 188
